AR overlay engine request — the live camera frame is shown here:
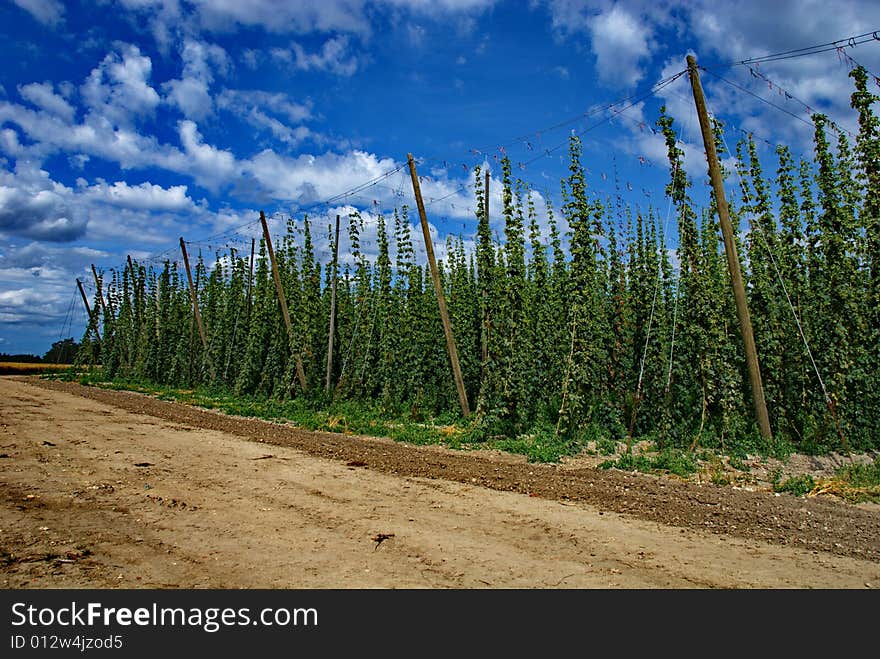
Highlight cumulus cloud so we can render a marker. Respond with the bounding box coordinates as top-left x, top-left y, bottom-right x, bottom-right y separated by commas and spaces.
81, 180, 196, 212
0, 128, 25, 157
587, 5, 651, 87
243, 149, 399, 205
81, 44, 161, 127
0, 242, 107, 271
175, 120, 238, 188
0, 160, 207, 245
0, 163, 86, 242
163, 39, 230, 120
18, 82, 76, 123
